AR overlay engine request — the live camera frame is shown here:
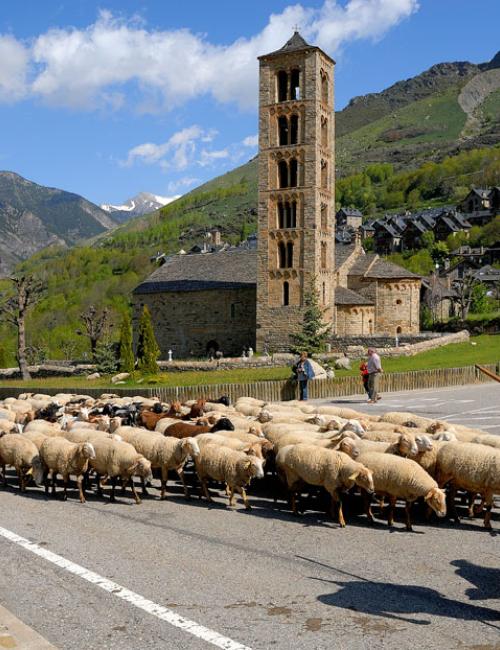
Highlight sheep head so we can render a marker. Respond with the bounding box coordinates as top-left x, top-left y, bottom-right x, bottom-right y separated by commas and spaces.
31, 457, 45, 486
350, 466, 374, 494
134, 456, 153, 482
426, 422, 445, 434
425, 487, 446, 517
81, 442, 96, 460
246, 456, 265, 480
397, 433, 418, 457
258, 409, 273, 423
415, 434, 433, 452
211, 417, 235, 432
182, 437, 200, 459
338, 438, 360, 460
